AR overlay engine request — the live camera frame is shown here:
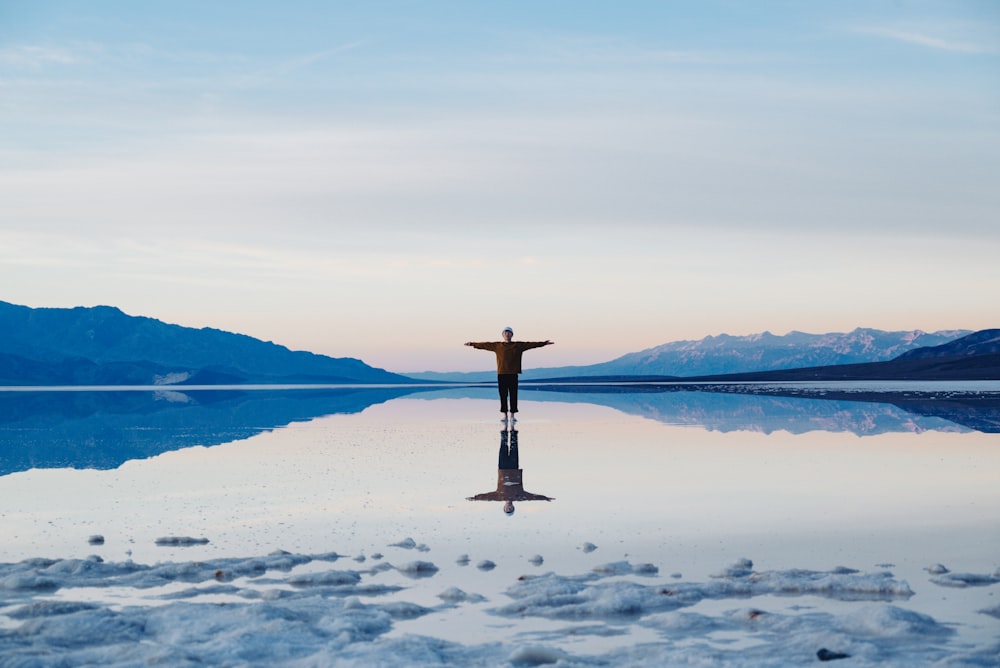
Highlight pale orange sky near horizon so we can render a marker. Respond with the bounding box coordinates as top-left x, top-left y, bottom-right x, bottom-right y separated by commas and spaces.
2, 2, 998, 373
